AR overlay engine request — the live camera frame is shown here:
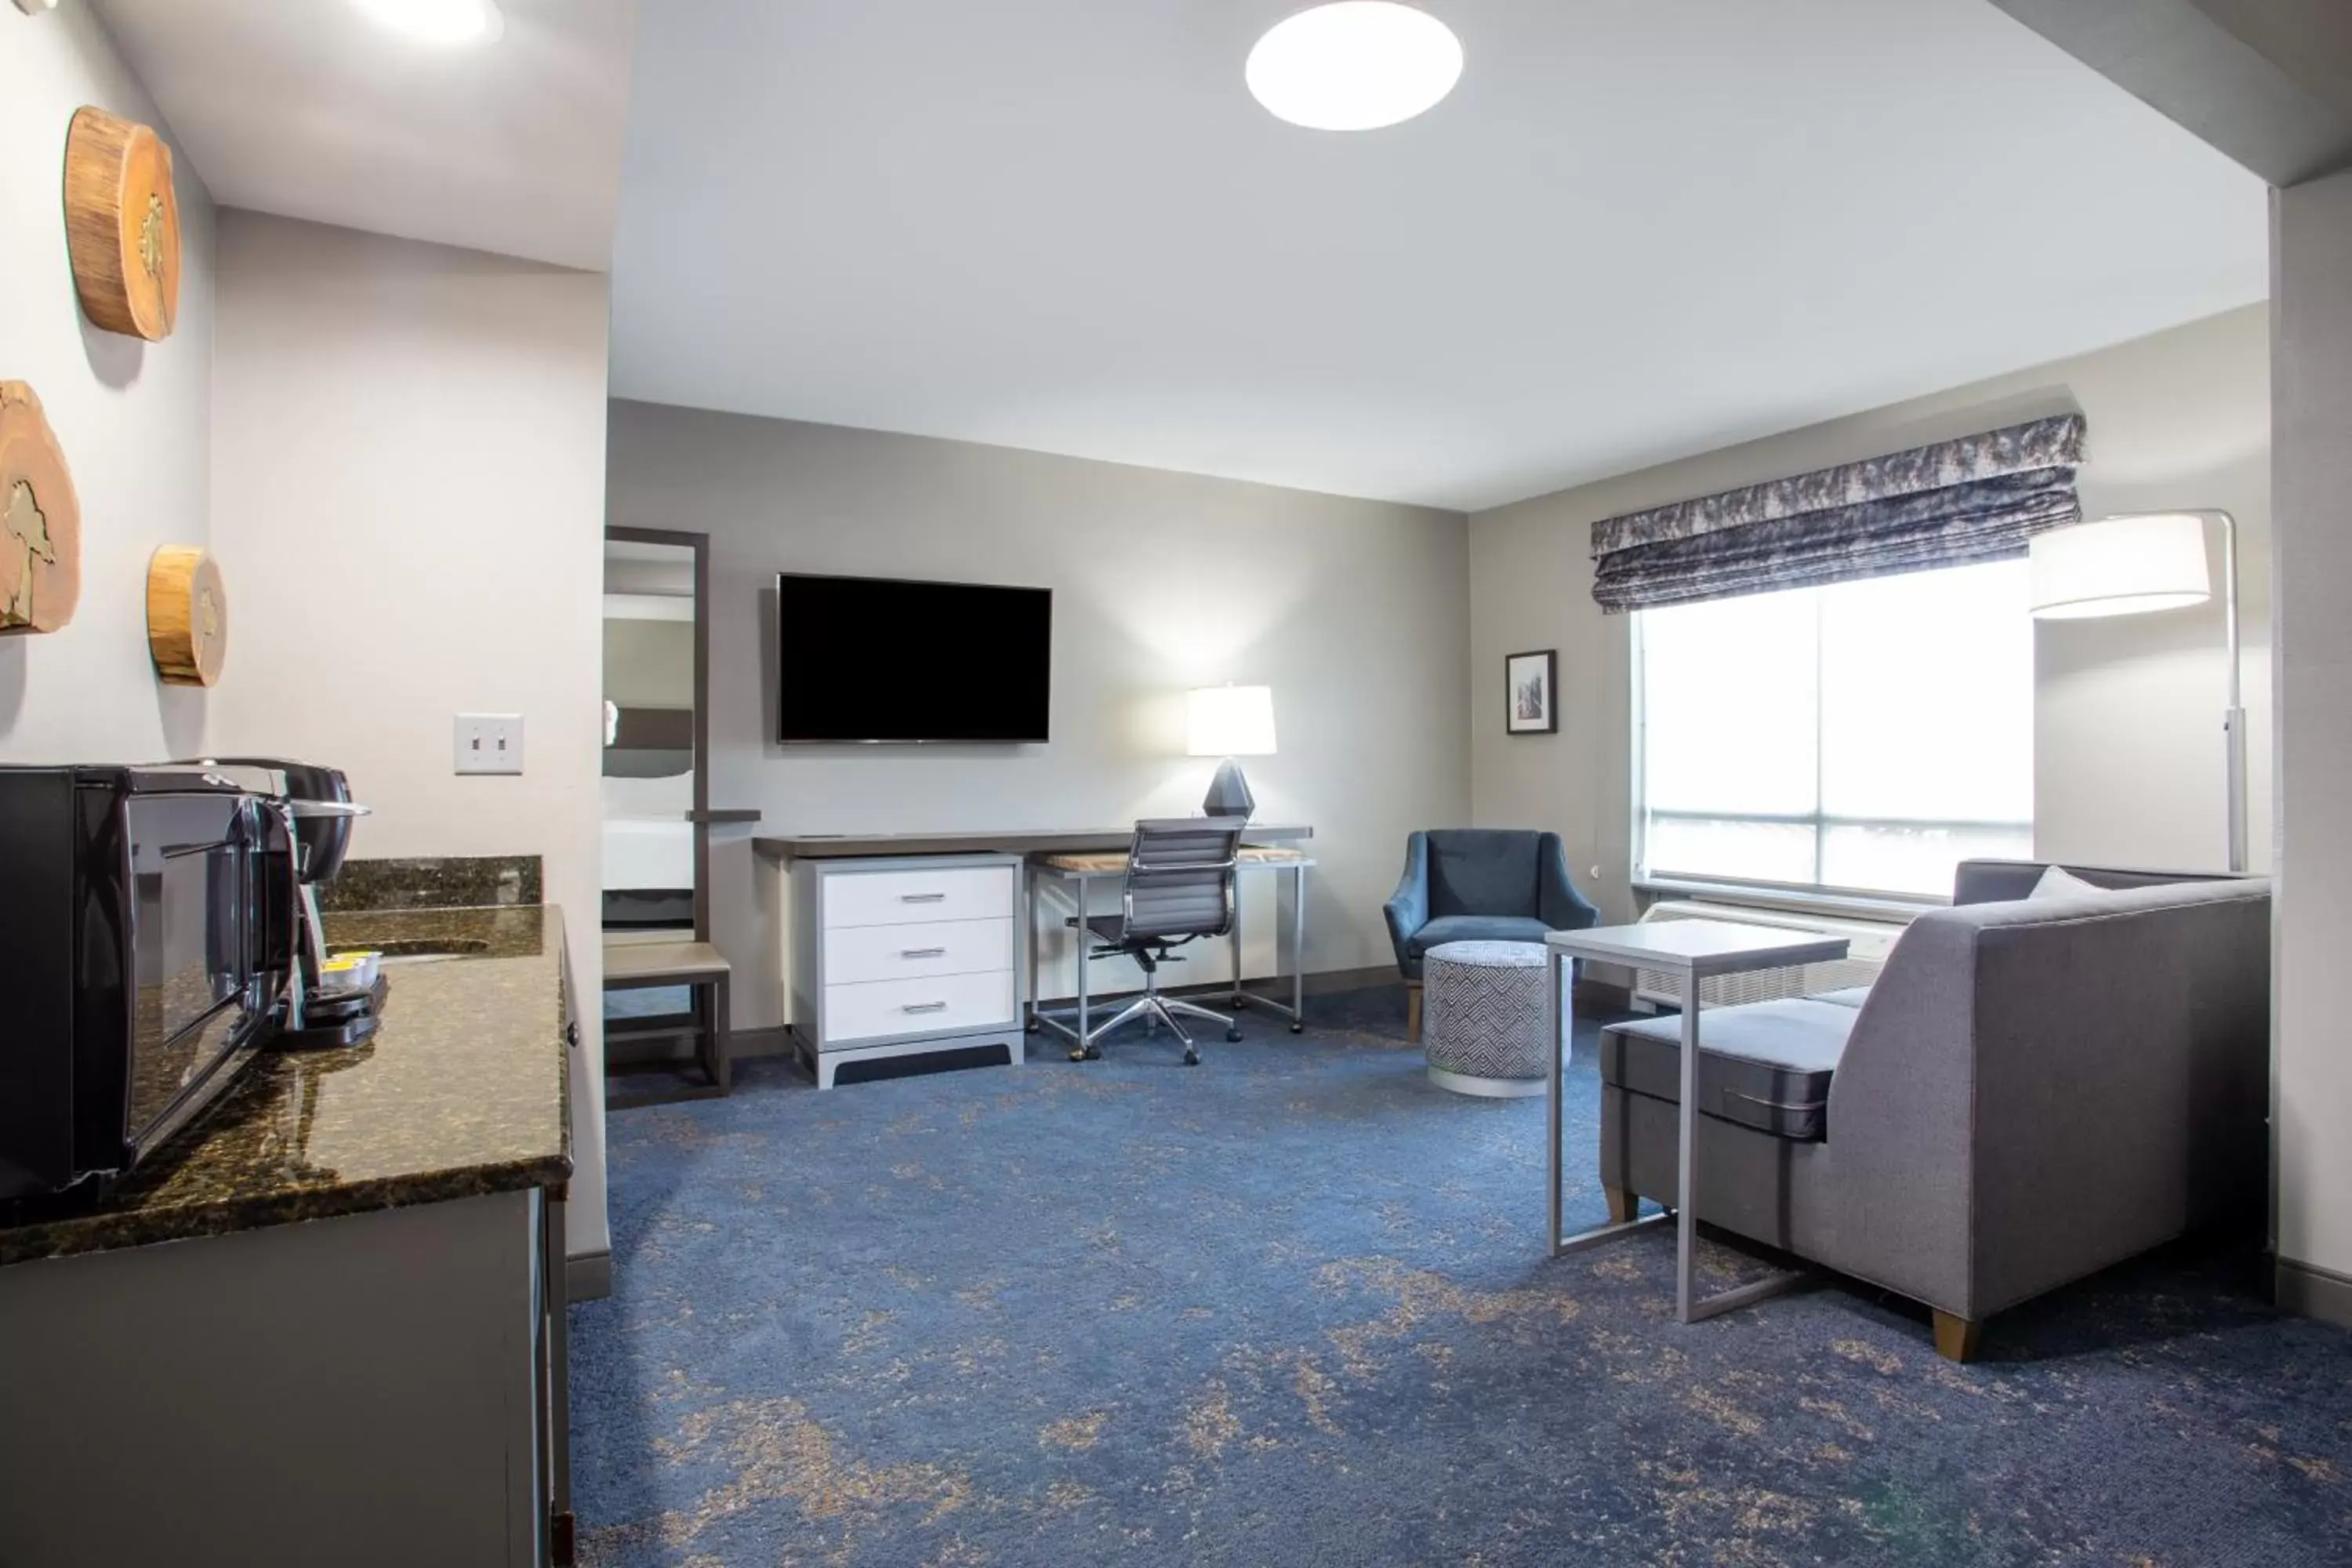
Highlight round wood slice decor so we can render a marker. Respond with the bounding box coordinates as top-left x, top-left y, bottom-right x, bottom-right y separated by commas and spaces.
64, 106, 181, 342
147, 545, 227, 686
0, 381, 82, 636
